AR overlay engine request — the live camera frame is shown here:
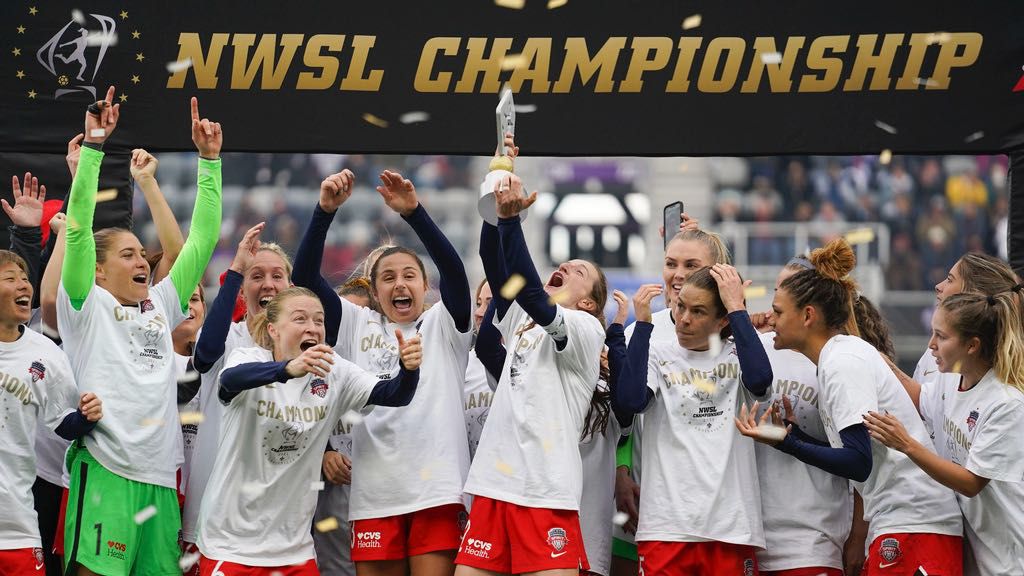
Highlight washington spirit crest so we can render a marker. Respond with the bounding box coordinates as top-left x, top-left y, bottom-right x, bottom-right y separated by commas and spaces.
140, 299, 155, 314
546, 527, 568, 553
310, 378, 328, 398
966, 409, 979, 432
29, 360, 46, 383
879, 537, 902, 564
